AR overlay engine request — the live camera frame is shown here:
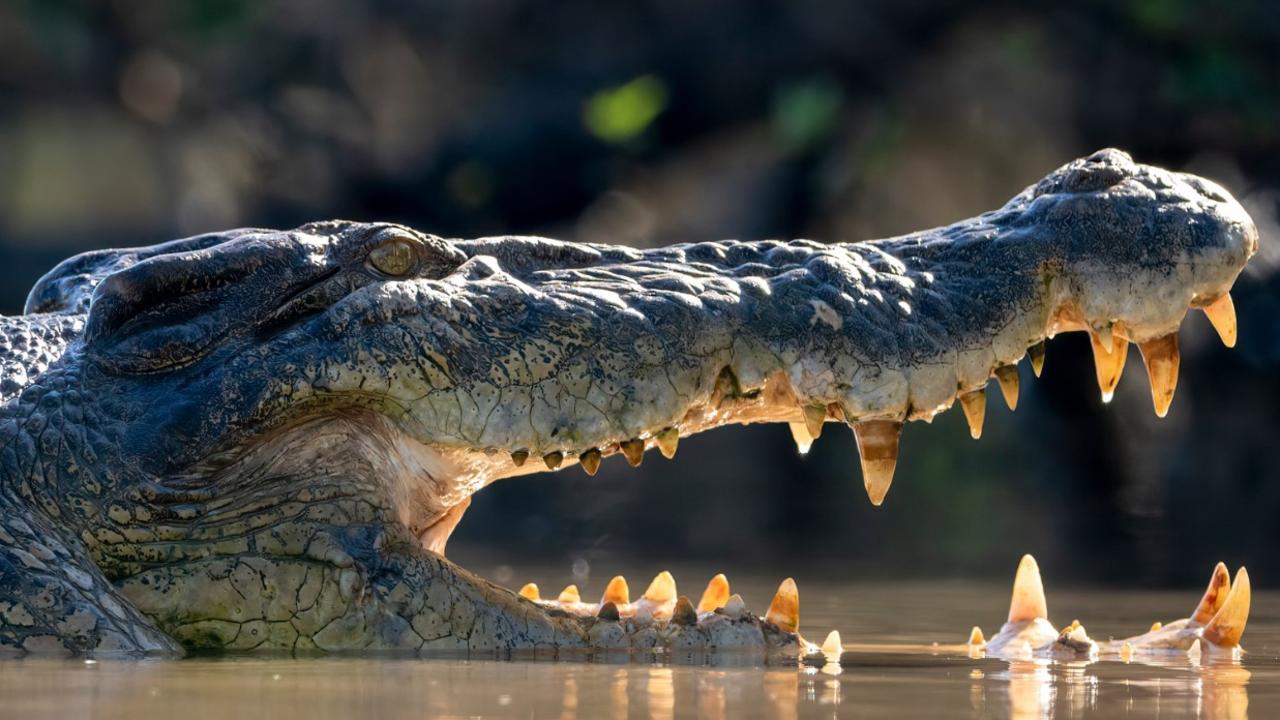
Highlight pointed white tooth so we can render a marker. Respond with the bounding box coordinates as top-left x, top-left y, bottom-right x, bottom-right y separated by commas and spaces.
1007, 554, 1048, 623
1202, 293, 1237, 348
788, 422, 813, 455
821, 630, 842, 659
721, 594, 746, 619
